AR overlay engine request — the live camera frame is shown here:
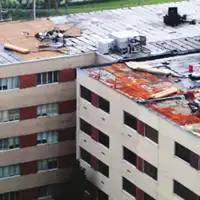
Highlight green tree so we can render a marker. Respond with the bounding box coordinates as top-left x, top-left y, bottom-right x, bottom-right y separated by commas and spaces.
70, 160, 87, 200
